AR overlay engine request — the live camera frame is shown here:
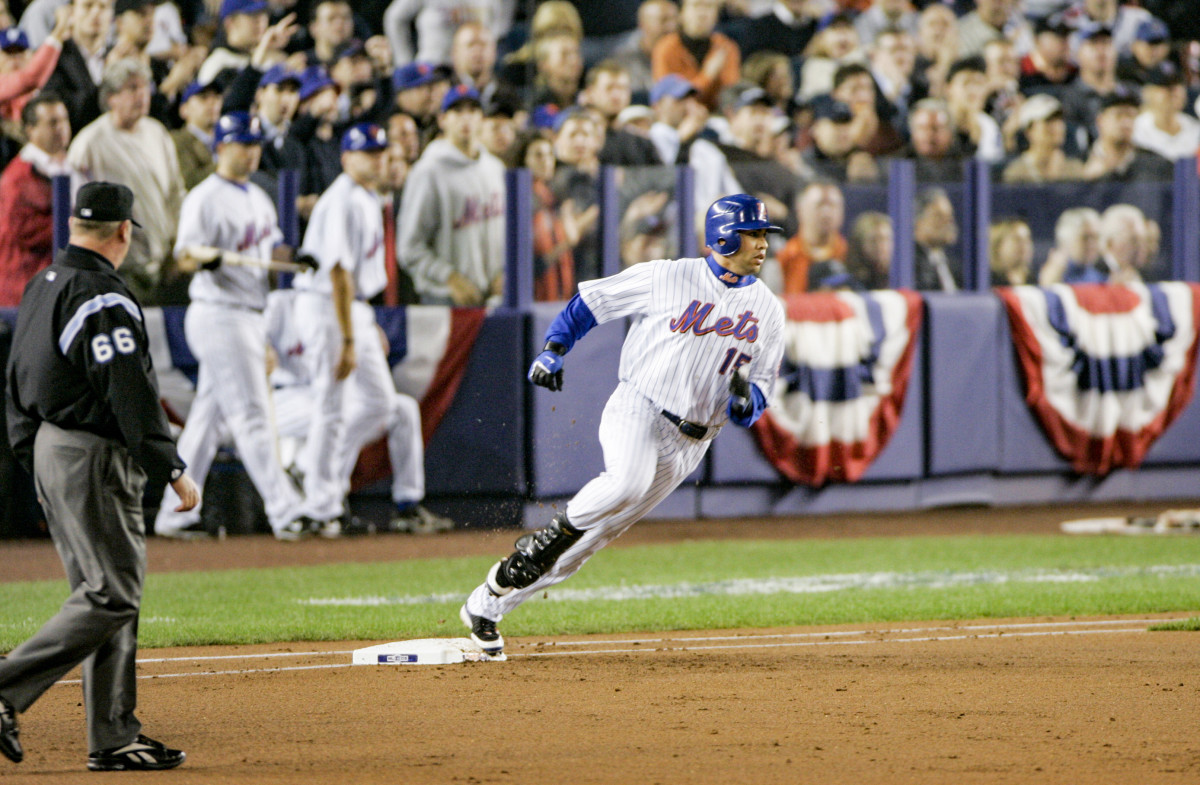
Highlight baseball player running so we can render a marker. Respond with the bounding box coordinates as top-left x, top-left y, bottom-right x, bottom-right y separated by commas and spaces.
460, 194, 786, 657
263, 290, 454, 533
290, 122, 394, 533
155, 111, 317, 541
